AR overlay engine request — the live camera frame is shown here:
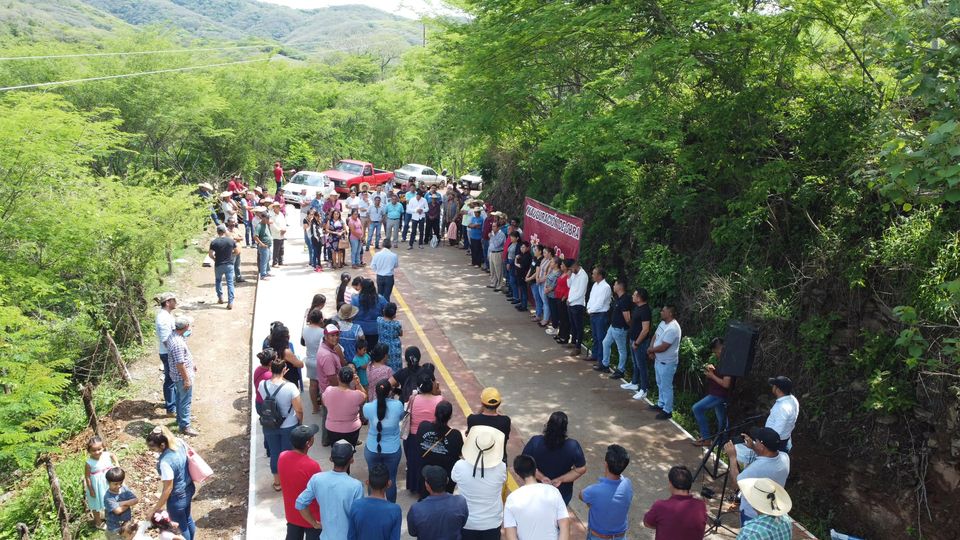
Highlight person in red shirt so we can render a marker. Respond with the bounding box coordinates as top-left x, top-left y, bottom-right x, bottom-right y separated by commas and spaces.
227, 175, 245, 194
278, 424, 323, 540
642, 465, 707, 540
481, 211, 496, 271
274, 161, 285, 192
